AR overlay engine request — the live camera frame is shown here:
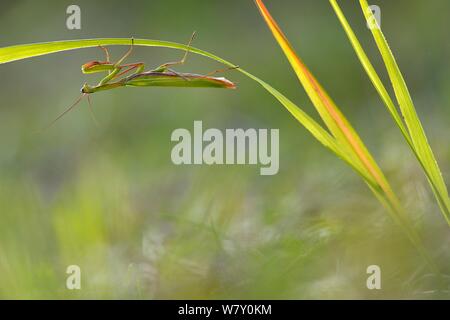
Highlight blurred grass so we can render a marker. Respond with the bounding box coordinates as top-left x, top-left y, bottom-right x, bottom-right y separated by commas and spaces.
0, 0, 449, 299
